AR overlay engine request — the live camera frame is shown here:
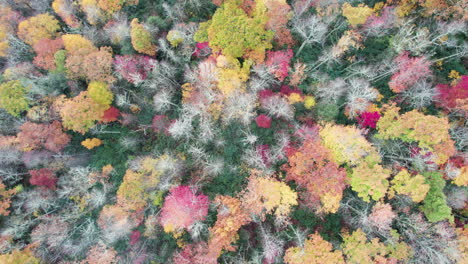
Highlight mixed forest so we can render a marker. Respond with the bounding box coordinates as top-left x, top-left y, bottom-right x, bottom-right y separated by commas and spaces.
0, 0, 467, 263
